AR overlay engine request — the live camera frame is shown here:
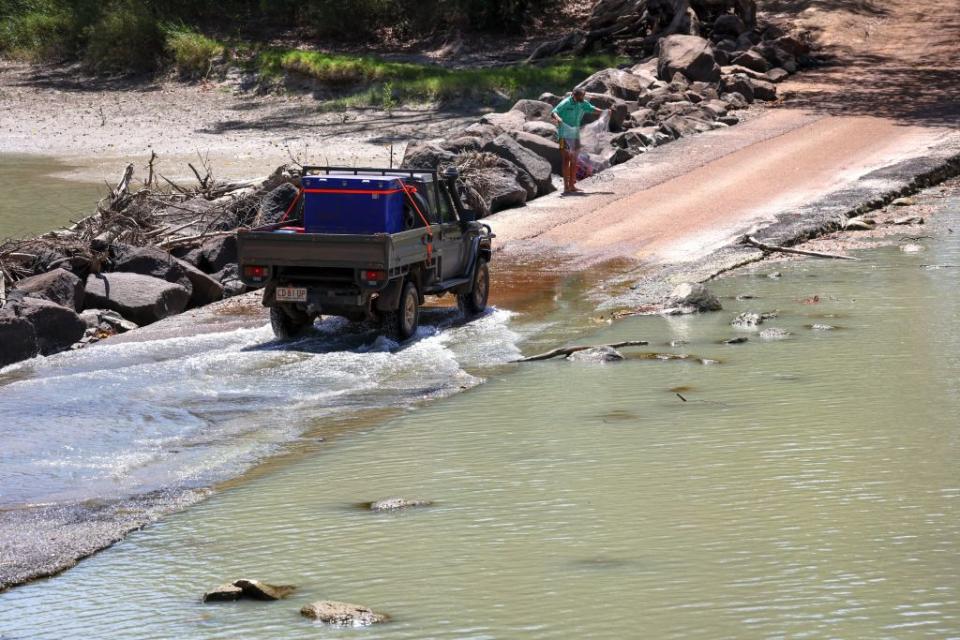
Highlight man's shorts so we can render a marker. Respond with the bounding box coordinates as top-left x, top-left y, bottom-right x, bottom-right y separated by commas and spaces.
559, 136, 580, 153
